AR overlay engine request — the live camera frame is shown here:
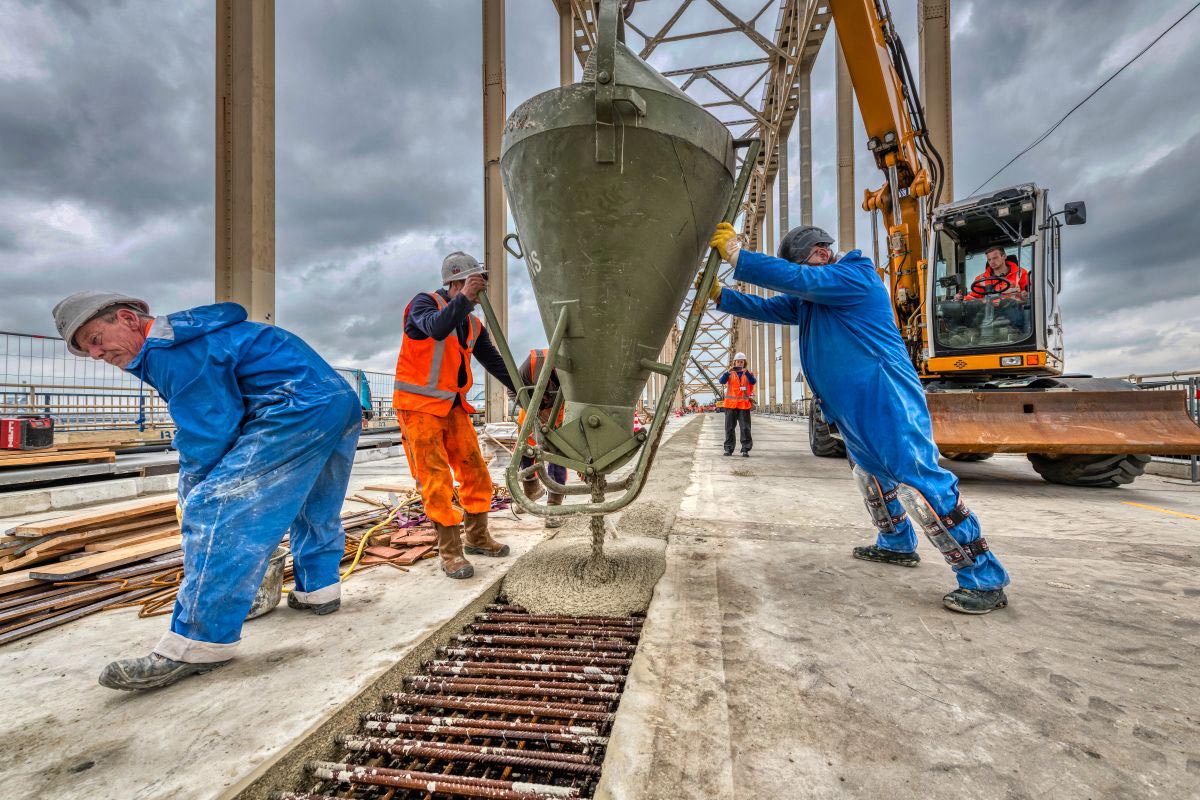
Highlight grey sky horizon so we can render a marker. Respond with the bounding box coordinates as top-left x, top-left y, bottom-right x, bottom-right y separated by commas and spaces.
2, 0, 1197, 390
